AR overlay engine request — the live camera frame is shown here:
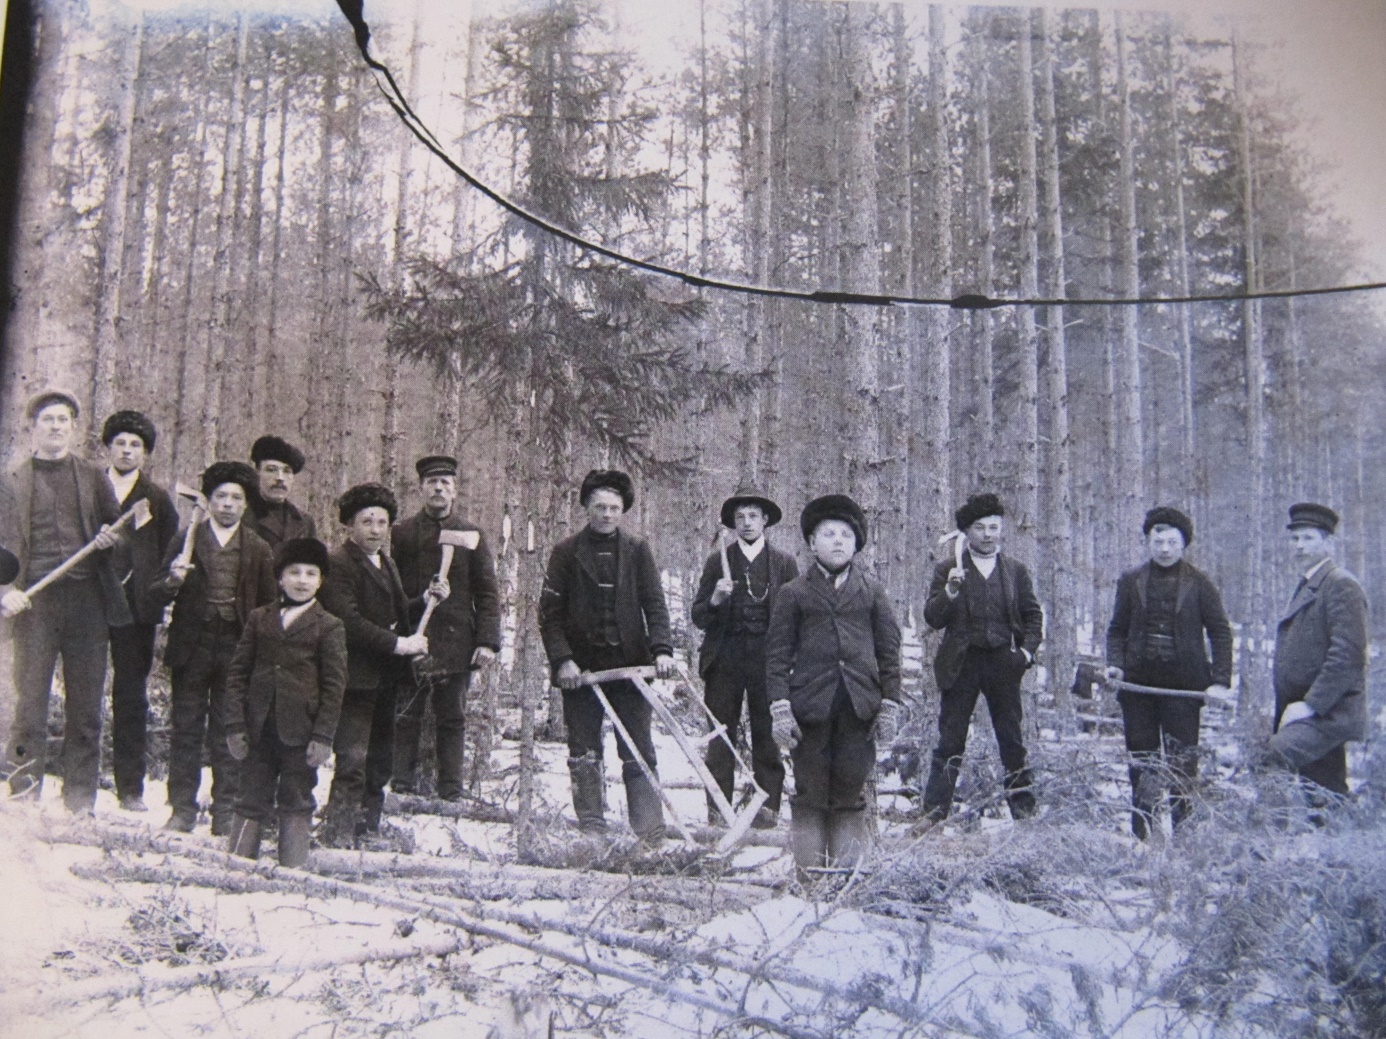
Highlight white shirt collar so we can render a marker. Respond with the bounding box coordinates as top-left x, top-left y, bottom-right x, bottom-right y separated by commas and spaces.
209, 520, 240, 547
816, 562, 850, 588
280, 599, 315, 630
367, 550, 383, 568
107, 467, 139, 504
737, 537, 765, 562
1303, 557, 1331, 582
969, 550, 998, 578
